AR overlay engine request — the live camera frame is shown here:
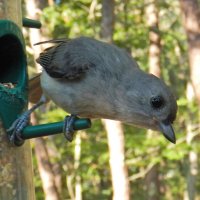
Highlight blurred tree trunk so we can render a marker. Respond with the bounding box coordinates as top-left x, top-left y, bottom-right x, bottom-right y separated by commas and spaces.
0, 1, 35, 199
102, 120, 130, 200
100, 2, 130, 200
179, 0, 200, 199
179, 0, 200, 104
26, 1, 60, 200
145, 1, 161, 200
46, 141, 63, 197
146, 0, 161, 77
100, 0, 114, 43
74, 133, 82, 200
25, 0, 47, 72
34, 138, 60, 200
183, 83, 198, 200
